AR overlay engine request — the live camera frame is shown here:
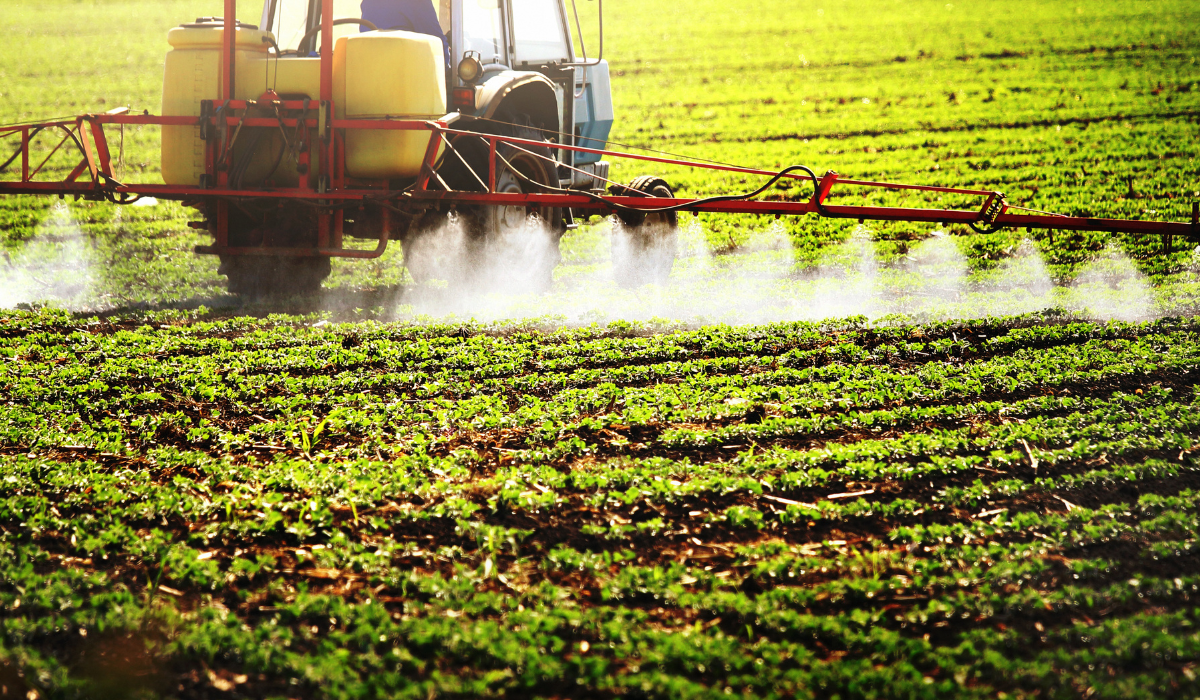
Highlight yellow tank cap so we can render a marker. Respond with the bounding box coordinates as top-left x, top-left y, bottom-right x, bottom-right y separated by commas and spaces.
167, 25, 274, 51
